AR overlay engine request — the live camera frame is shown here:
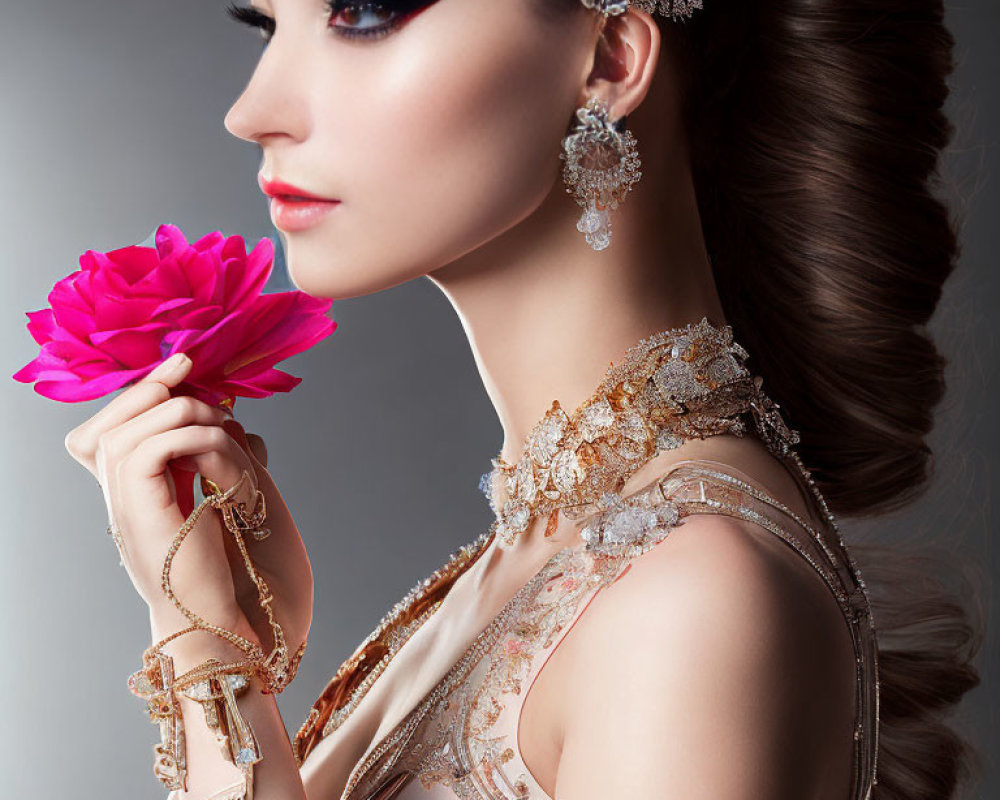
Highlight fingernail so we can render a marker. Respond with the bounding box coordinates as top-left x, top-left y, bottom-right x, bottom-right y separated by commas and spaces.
150, 355, 178, 375
167, 353, 191, 370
